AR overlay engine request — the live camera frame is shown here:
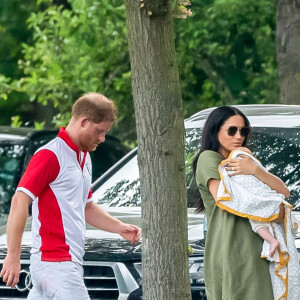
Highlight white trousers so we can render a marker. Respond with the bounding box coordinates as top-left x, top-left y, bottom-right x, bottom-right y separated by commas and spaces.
27, 257, 90, 300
